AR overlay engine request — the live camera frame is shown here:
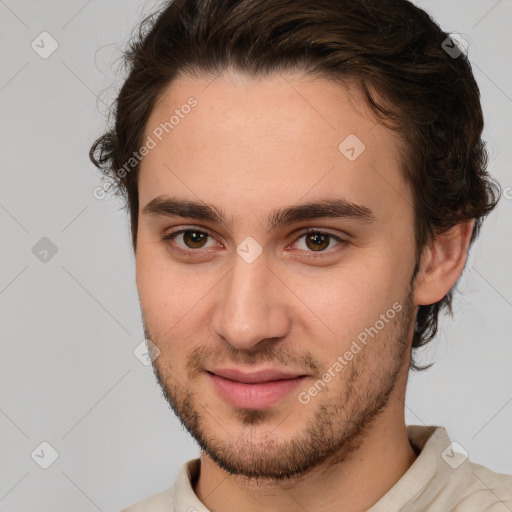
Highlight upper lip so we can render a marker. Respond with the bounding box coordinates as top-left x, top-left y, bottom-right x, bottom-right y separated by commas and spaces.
208, 368, 307, 383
